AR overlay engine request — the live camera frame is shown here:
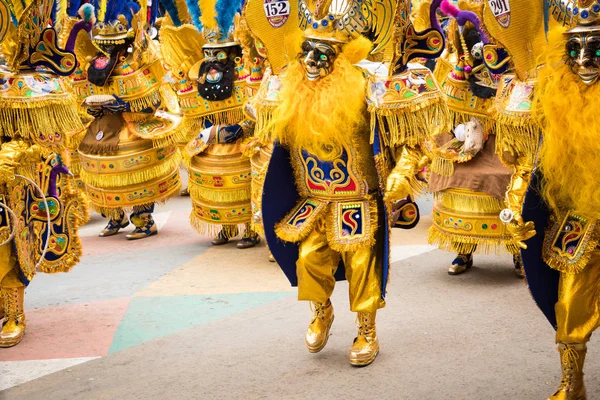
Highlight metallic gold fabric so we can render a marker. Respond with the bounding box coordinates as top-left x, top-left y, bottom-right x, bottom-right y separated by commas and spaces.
555, 253, 600, 343
0, 245, 24, 289
296, 216, 385, 313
